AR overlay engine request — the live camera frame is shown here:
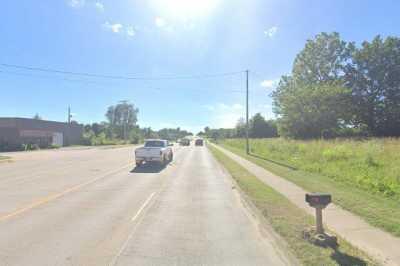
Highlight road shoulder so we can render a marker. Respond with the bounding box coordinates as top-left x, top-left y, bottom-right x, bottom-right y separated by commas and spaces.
207, 146, 300, 266
208, 143, 378, 266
